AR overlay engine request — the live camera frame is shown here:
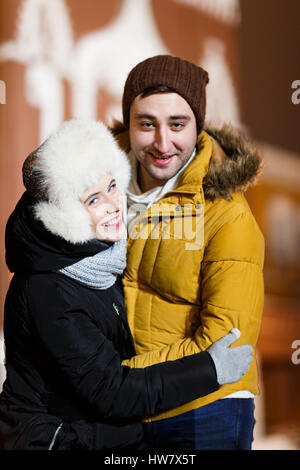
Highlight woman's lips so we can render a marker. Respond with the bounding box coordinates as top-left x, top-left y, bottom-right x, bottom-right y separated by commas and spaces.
102, 213, 122, 230
115, 219, 122, 230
